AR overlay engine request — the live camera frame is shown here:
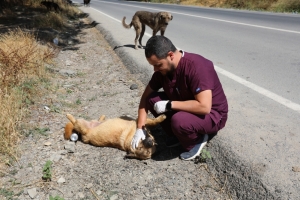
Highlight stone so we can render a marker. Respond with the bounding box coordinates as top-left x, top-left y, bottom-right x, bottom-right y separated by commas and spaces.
27, 188, 37, 199
44, 141, 51, 146
64, 141, 75, 153
57, 177, 66, 183
130, 84, 138, 90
